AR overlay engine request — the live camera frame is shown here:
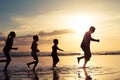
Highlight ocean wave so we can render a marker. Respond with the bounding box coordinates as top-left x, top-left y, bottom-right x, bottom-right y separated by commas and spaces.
0, 51, 120, 57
